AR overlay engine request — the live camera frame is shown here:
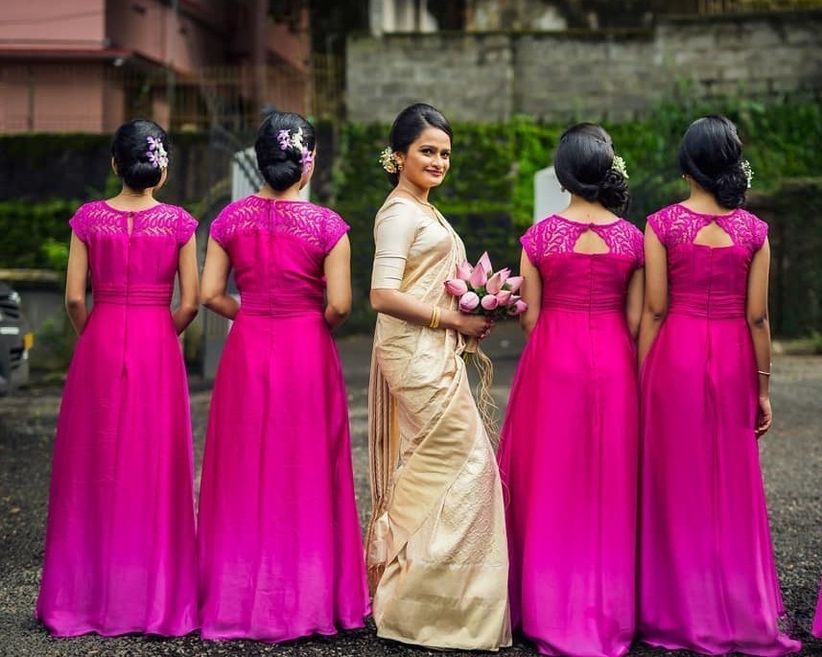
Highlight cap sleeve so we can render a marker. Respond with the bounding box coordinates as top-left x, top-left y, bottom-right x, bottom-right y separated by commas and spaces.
633, 224, 645, 267
520, 221, 544, 266
371, 199, 420, 290
752, 216, 768, 251
322, 209, 350, 255
177, 208, 198, 245
209, 207, 230, 248
646, 209, 668, 248
68, 204, 89, 242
